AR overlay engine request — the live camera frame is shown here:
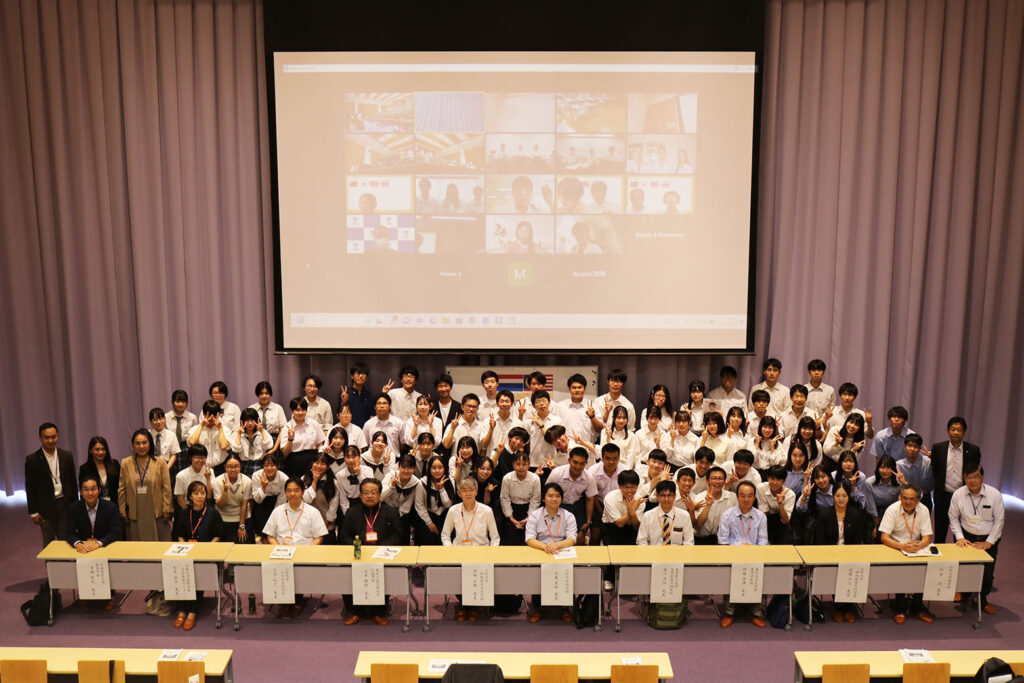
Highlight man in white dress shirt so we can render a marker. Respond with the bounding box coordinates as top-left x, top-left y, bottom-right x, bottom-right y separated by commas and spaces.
386, 366, 422, 422
949, 465, 1003, 614
638, 480, 694, 545
879, 484, 934, 624
302, 374, 334, 434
